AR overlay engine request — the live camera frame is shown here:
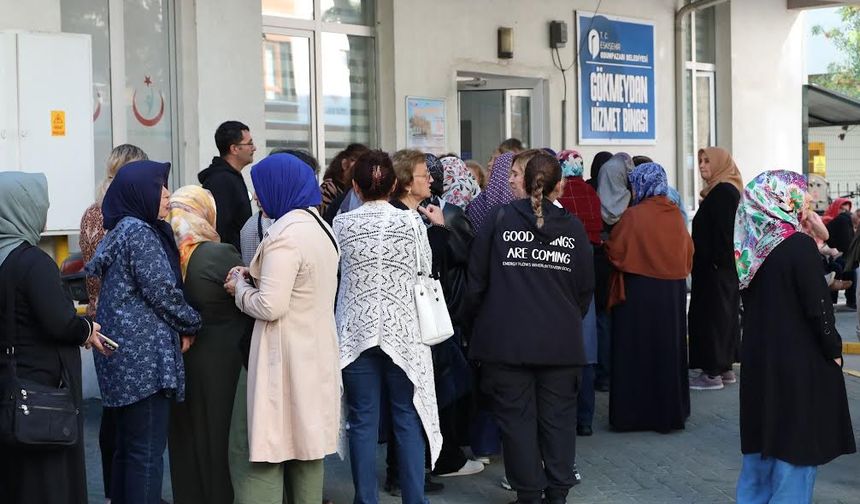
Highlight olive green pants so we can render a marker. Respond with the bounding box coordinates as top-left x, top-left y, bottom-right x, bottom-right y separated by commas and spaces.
228, 368, 324, 504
